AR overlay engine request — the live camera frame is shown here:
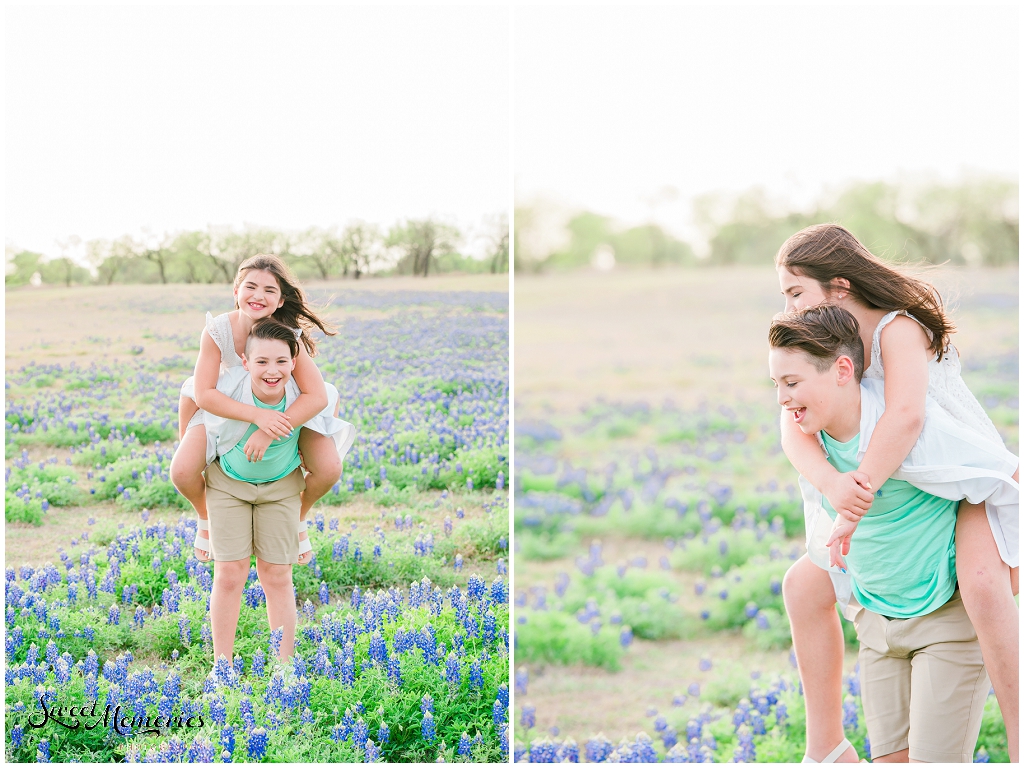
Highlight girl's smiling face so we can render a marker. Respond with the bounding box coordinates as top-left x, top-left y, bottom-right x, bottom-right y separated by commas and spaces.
235, 269, 285, 320
778, 266, 831, 312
